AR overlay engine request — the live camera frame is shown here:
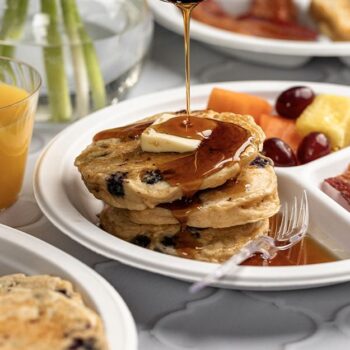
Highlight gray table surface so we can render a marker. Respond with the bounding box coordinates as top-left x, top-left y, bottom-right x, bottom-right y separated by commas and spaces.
1, 24, 350, 349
